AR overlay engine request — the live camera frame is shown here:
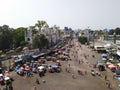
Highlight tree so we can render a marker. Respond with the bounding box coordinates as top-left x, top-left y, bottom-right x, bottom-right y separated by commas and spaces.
0, 25, 13, 51
33, 34, 49, 50
20, 41, 29, 47
108, 29, 115, 35
35, 20, 46, 31
108, 28, 120, 35
115, 28, 120, 35
78, 36, 88, 44
13, 27, 27, 48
